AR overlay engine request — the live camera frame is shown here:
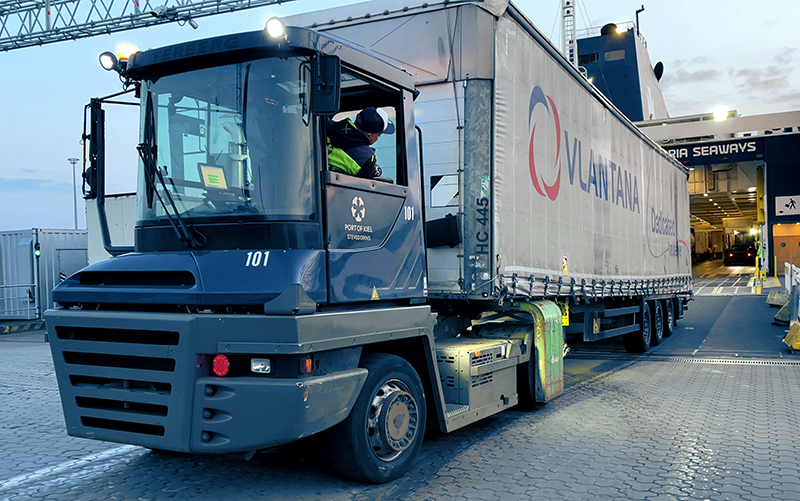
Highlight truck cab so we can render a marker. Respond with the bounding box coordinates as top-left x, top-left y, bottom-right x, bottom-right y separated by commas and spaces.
85, 27, 425, 308
47, 24, 436, 483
